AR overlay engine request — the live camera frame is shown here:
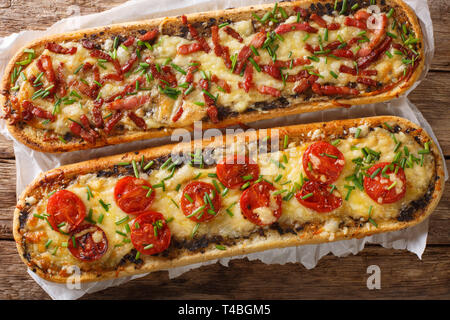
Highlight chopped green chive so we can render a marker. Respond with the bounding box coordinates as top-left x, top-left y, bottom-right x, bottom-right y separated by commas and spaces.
215, 244, 226, 250
301, 192, 314, 200
132, 160, 139, 178
115, 216, 130, 225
